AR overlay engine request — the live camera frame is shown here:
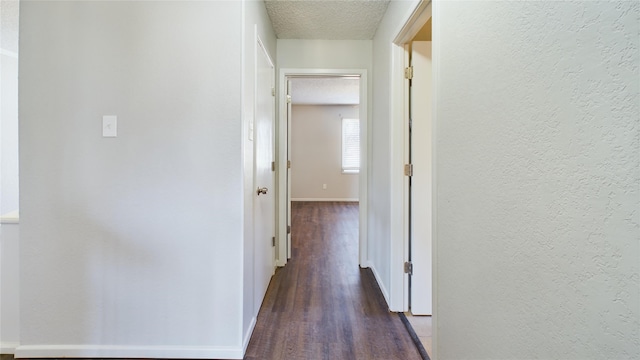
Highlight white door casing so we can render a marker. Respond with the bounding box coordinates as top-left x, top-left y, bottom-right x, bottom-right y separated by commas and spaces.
410, 41, 433, 315
277, 69, 368, 267
254, 36, 276, 314
389, 0, 432, 313
286, 79, 292, 259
